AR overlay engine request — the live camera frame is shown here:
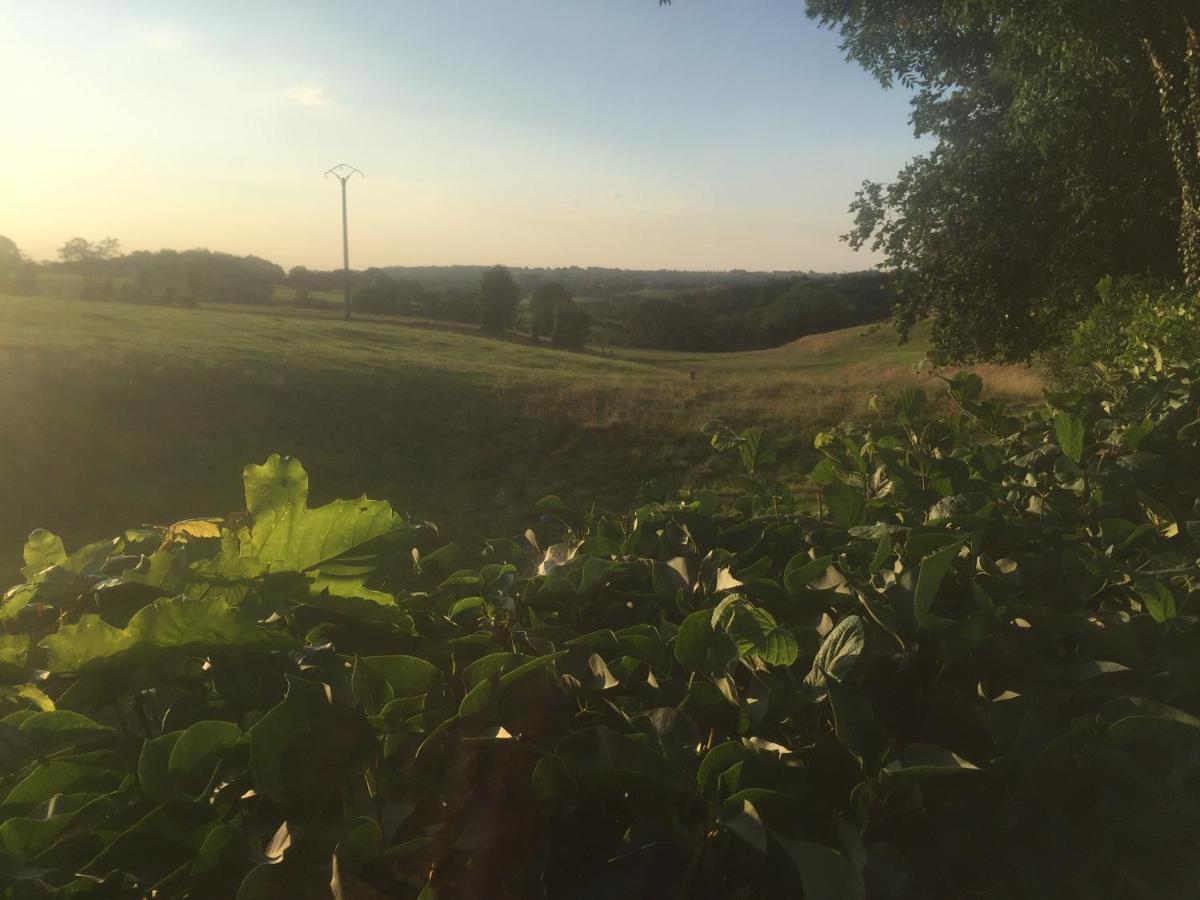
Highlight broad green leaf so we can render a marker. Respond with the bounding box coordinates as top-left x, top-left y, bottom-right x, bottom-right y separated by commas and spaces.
555, 725, 683, 791
775, 837, 866, 900
169, 720, 242, 792
4, 762, 100, 808
448, 595, 484, 617
138, 731, 183, 802
1100, 697, 1200, 744
697, 741, 753, 793
361, 655, 443, 698
674, 609, 739, 674
869, 532, 893, 574
532, 753, 575, 801
783, 554, 834, 597
80, 802, 217, 887
191, 823, 242, 878
724, 603, 798, 667
337, 816, 383, 872
303, 581, 412, 625
826, 674, 887, 777
0, 634, 30, 683
1054, 412, 1085, 464
894, 386, 927, 423
535, 495, 571, 514
946, 372, 982, 404
1135, 580, 1177, 623
18, 710, 114, 751
913, 540, 964, 626
21, 529, 66, 578
42, 596, 294, 672
0, 584, 37, 623
241, 454, 404, 572
498, 651, 568, 690
458, 673, 499, 720
720, 798, 767, 853
248, 676, 373, 808
884, 743, 980, 779
805, 615, 867, 695
0, 811, 78, 857
823, 482, 866, 527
